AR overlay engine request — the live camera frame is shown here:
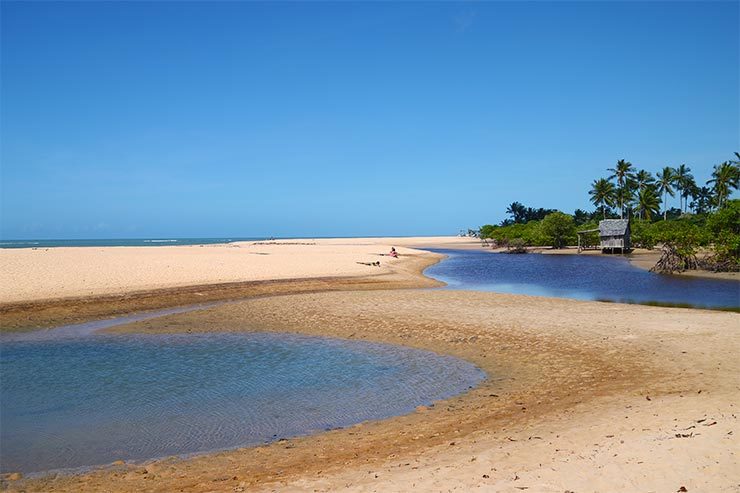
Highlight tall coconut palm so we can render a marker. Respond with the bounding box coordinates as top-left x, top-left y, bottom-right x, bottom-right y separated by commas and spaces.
631, 170, 655, 220
633, 169, 655, 191
673, 164, 694, 213
680, 175, 697, 213
607, 159, 635, 219
708, 161, 740, 209
656, 166, 676, 220
637, 185, 661, 221
690, 186, 714, 214
589, 178, 616, 219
